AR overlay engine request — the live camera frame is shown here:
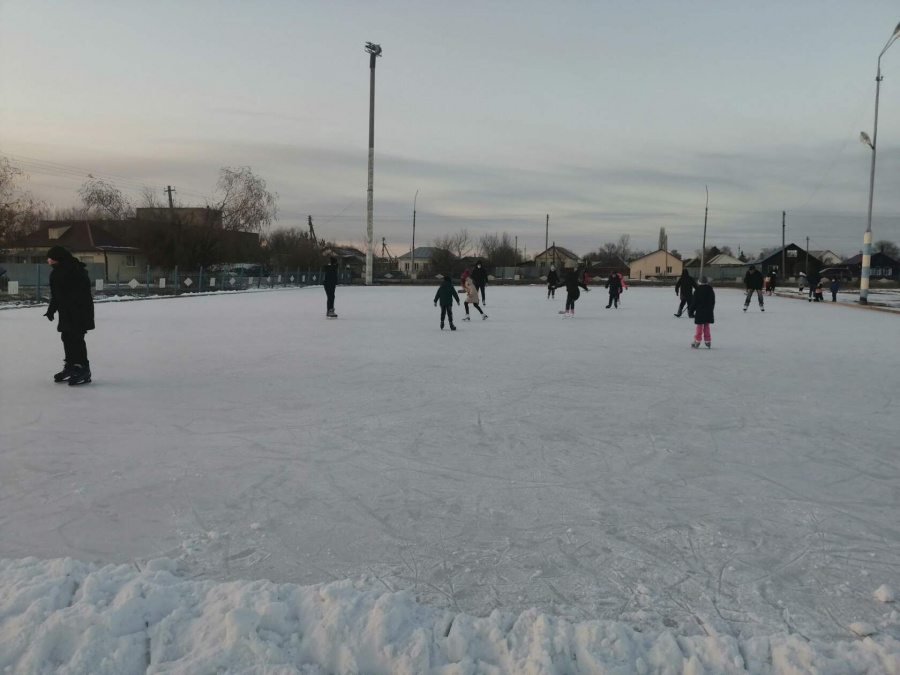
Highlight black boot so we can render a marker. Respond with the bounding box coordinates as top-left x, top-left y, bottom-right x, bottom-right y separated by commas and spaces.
54, 362, 79, 383
68, 361, 92, 386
